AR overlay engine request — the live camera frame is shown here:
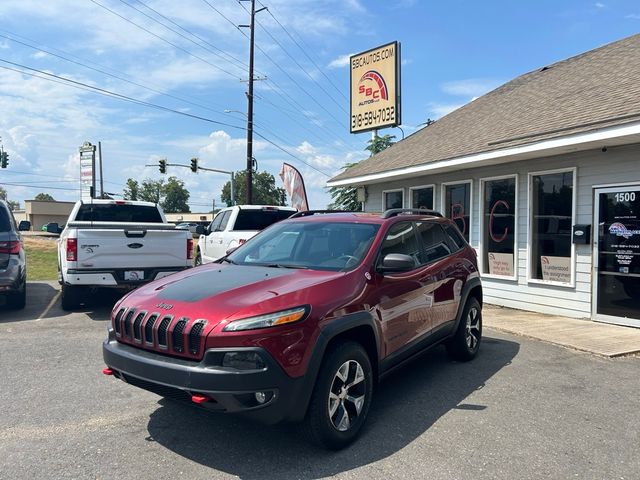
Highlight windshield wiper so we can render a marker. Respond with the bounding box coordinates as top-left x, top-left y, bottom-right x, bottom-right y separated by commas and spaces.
219, 258, 236, 265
